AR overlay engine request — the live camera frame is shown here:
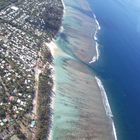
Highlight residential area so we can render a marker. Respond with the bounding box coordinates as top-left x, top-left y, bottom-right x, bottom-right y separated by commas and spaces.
0, 0, 63, 139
